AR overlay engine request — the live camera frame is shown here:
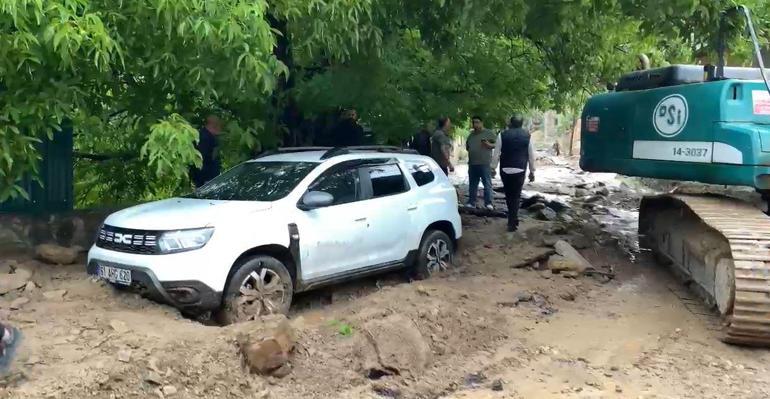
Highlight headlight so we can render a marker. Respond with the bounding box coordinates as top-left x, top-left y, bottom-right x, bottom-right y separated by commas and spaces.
158, 227, 215, 254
